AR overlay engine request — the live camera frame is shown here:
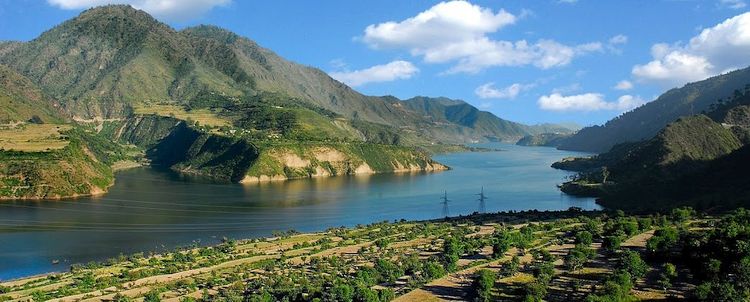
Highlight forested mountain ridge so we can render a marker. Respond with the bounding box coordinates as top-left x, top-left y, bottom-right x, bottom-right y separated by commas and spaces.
554, 89, 750, 211
558, 66, 750, 153
0, 5, 533, 199
0, 5, 558, 144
